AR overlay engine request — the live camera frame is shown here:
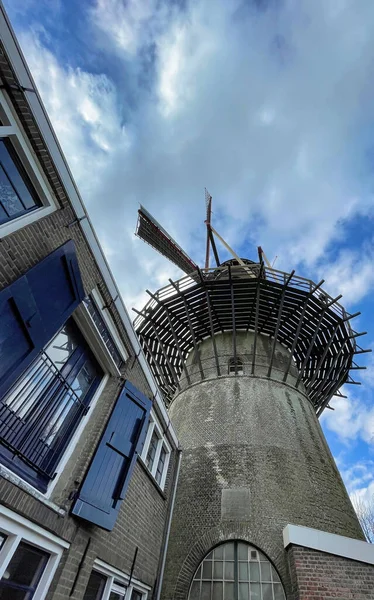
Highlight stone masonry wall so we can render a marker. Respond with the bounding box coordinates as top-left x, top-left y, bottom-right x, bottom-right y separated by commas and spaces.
287, 545, 374, 600
161, 332, 364, 600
